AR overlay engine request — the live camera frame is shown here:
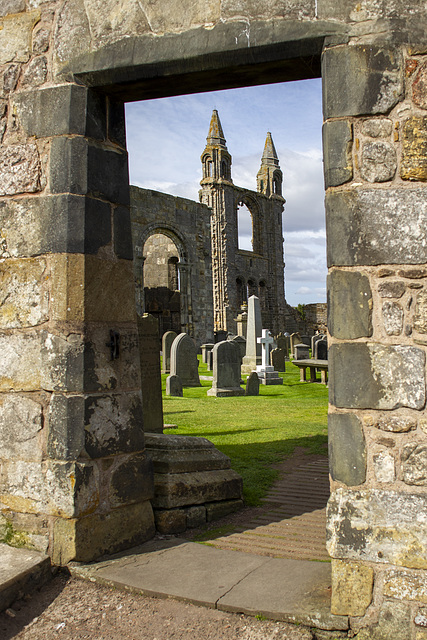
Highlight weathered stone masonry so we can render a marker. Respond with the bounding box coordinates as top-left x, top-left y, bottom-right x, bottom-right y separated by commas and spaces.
0, 1, 426, 637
